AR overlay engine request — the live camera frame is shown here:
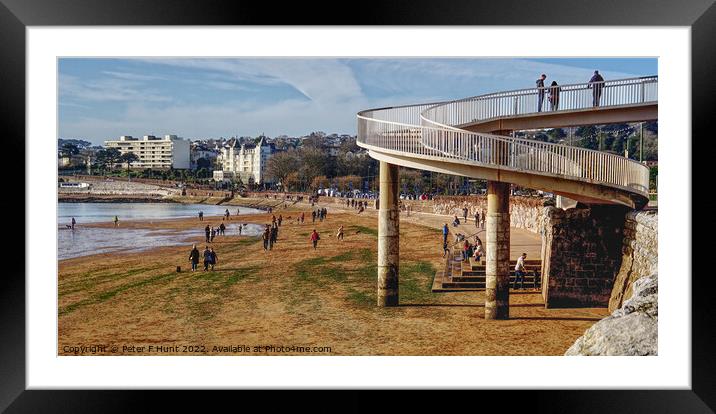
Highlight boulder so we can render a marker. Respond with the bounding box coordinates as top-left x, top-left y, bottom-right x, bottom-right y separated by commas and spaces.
565, 273, 658, 356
